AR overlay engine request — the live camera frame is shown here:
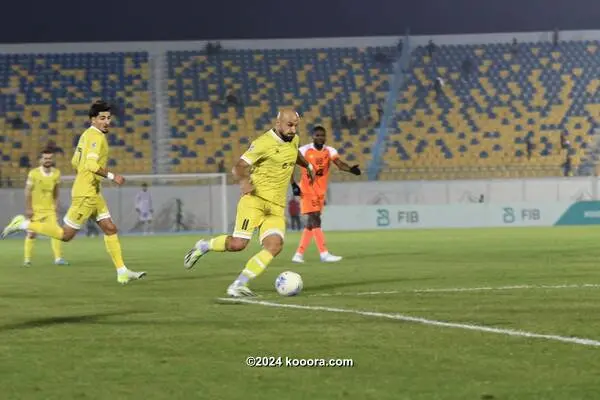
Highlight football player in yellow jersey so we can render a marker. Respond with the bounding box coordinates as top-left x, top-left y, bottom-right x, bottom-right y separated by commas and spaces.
183, 109, 314, 297
2, 100, 146, 284
23, 148, 69, 266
